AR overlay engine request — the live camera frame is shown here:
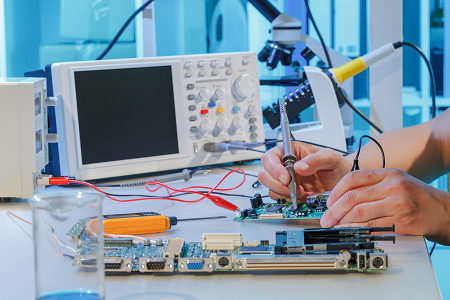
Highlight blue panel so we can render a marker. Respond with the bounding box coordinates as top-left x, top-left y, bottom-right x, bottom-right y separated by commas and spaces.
154, 0, 185, 56
154, 0, 207, 56
4, 0, 41, 76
